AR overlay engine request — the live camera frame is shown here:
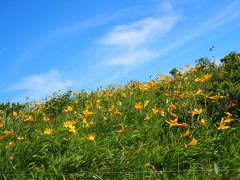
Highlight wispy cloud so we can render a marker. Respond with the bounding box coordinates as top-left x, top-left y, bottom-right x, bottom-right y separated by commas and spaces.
99, 14, 179, 66
52, 15, 117, 38
8, 70, 73, 100
100, 16, 179, 49
105, 49, 157, 66
160, 0, 240, 54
